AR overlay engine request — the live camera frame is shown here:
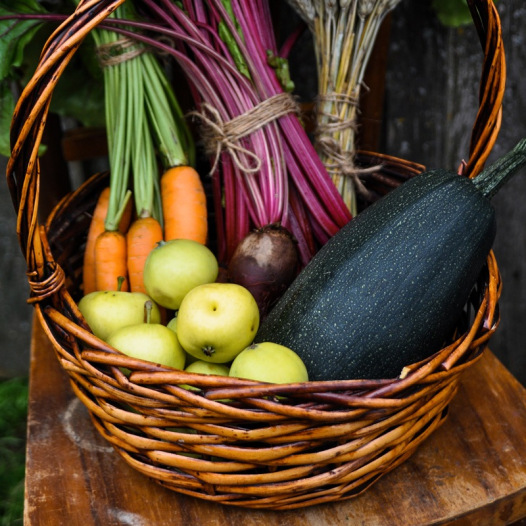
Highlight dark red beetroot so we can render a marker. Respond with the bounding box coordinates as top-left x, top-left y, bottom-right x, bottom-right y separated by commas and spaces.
228, 224, 299, 319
